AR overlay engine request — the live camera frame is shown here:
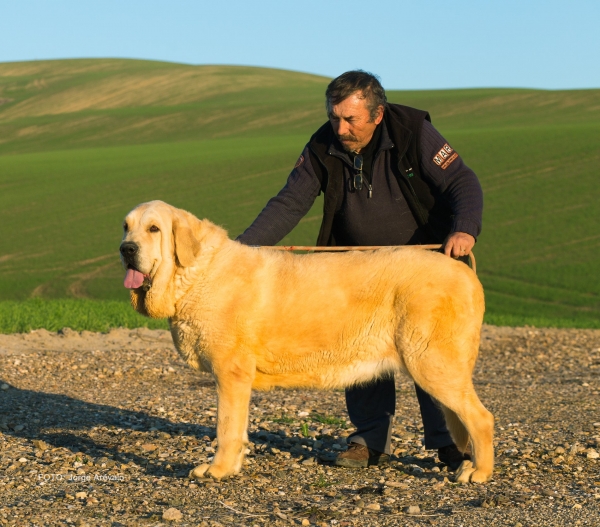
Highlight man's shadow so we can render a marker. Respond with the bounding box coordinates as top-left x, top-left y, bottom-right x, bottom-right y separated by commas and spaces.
0, 379, 216, 478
